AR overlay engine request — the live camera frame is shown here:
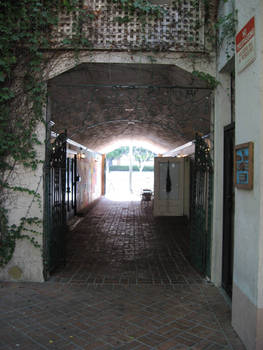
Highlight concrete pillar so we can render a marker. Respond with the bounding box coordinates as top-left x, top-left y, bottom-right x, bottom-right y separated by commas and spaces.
231, 2, 263, 349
